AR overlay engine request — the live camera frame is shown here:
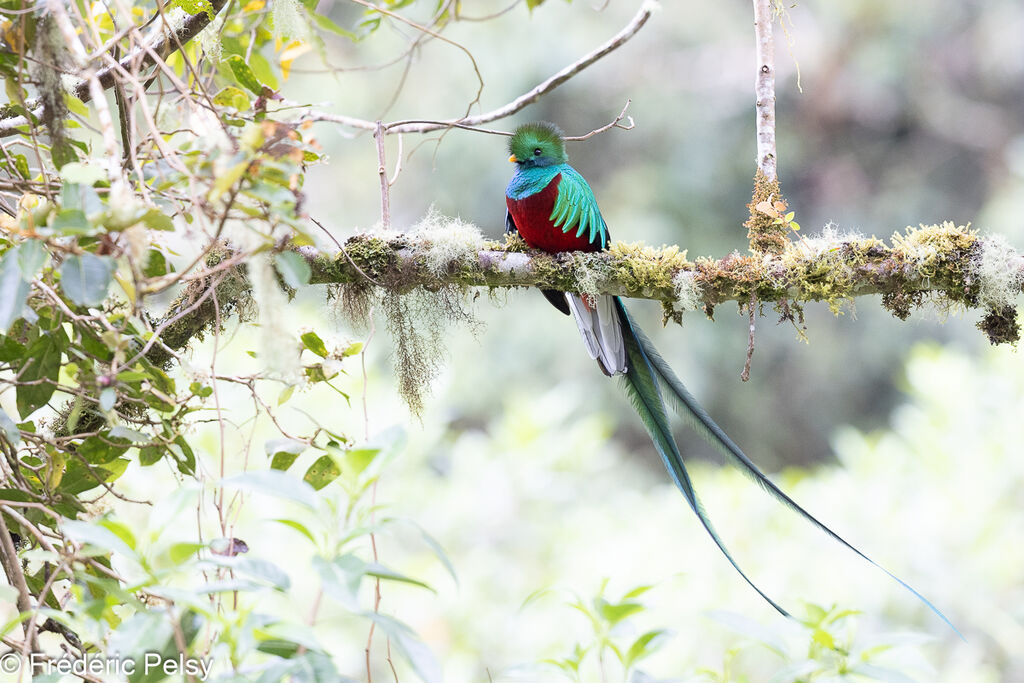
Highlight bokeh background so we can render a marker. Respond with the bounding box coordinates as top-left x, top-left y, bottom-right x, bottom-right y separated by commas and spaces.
83, 0, 1024, 681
